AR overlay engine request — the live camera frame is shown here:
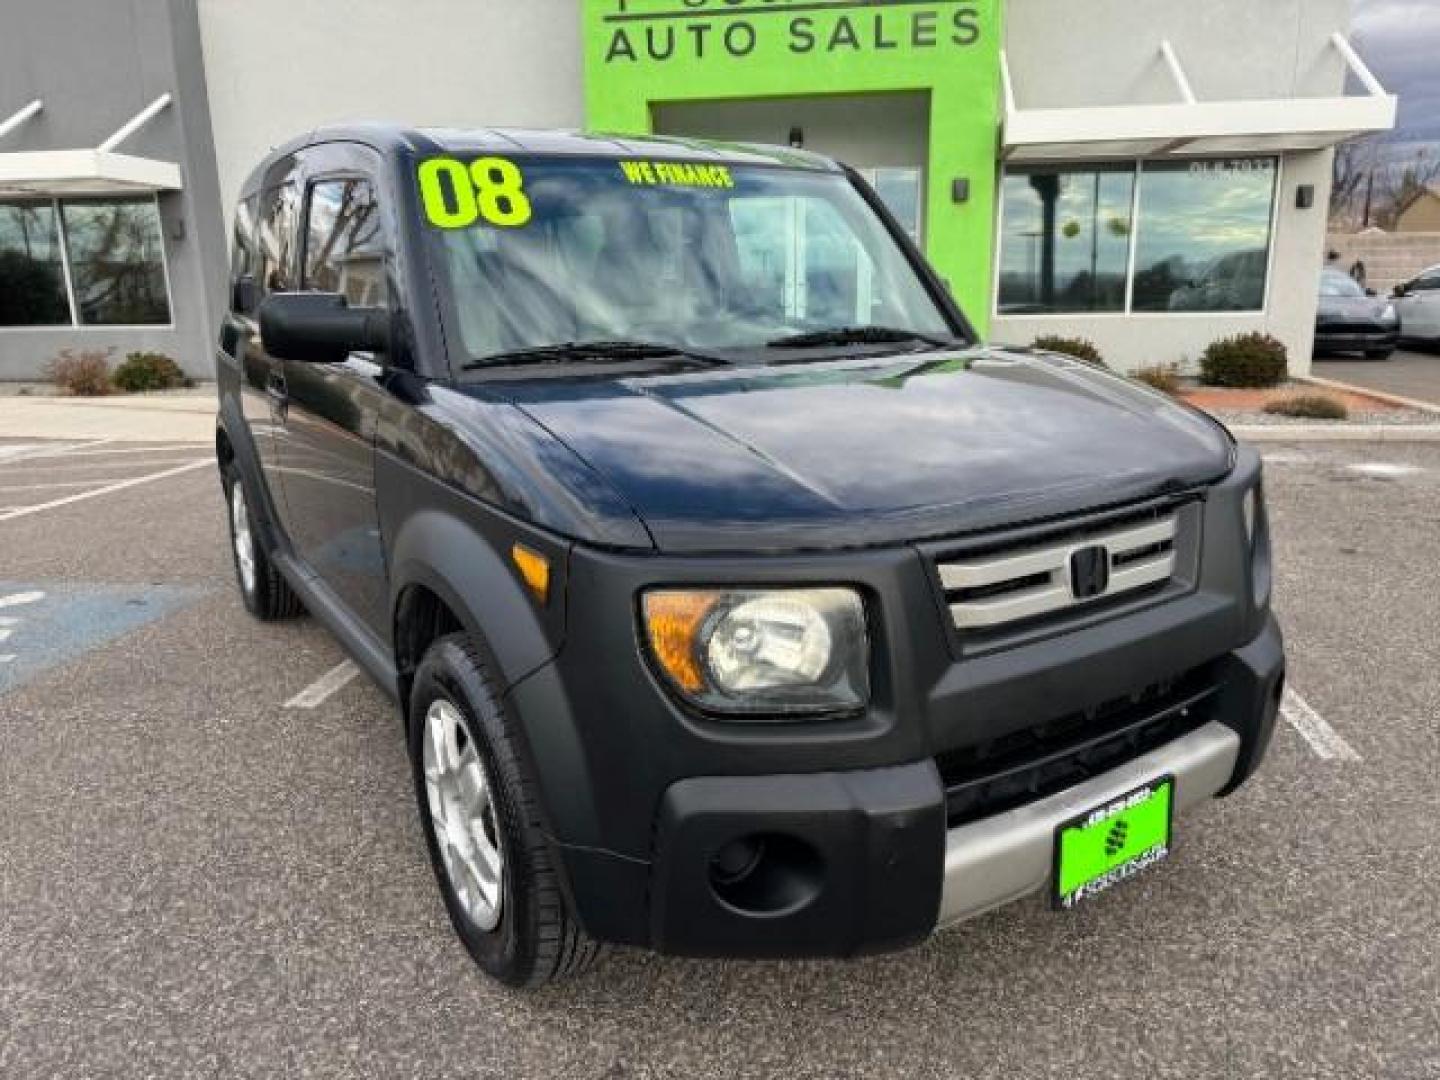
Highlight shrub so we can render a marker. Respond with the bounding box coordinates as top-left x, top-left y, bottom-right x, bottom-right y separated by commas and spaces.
1263, 394, 1348, 420
111, 351, 190, 392
1032, 335, 1106, 368
46, 348, 113, 396
1132, 363, 1182, 395
1199, 333, 1288, 388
